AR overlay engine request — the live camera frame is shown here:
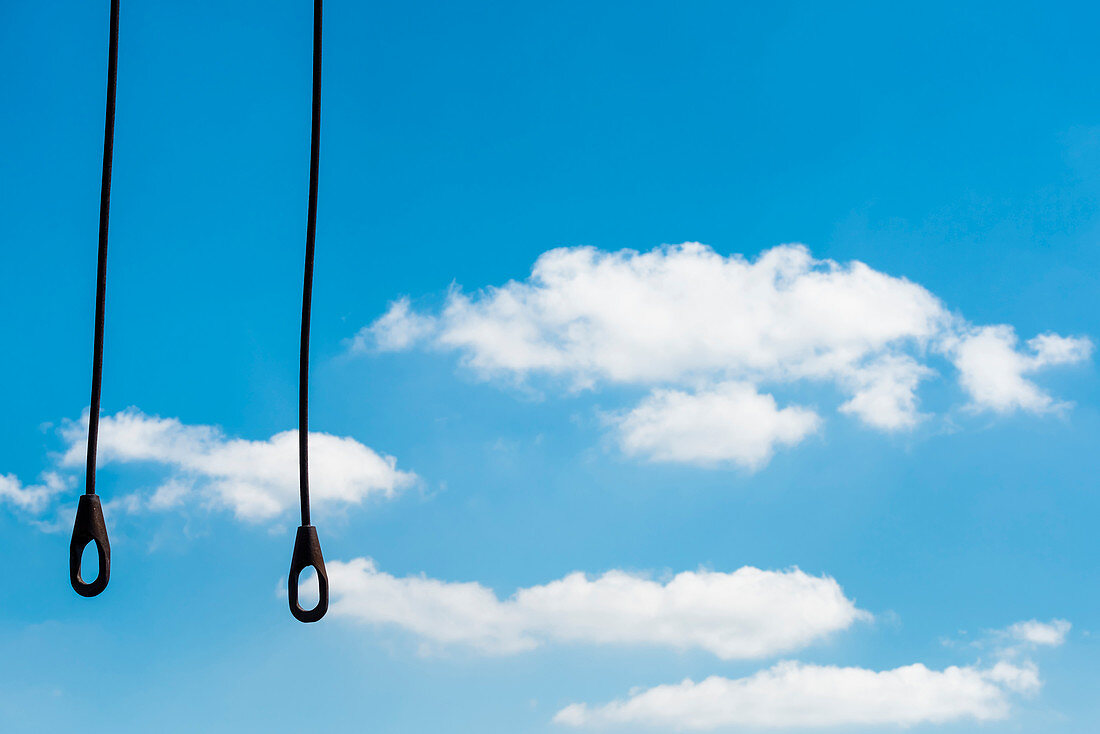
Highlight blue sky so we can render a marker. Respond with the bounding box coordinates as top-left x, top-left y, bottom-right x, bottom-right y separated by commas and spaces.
2, 1, 1099, 732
